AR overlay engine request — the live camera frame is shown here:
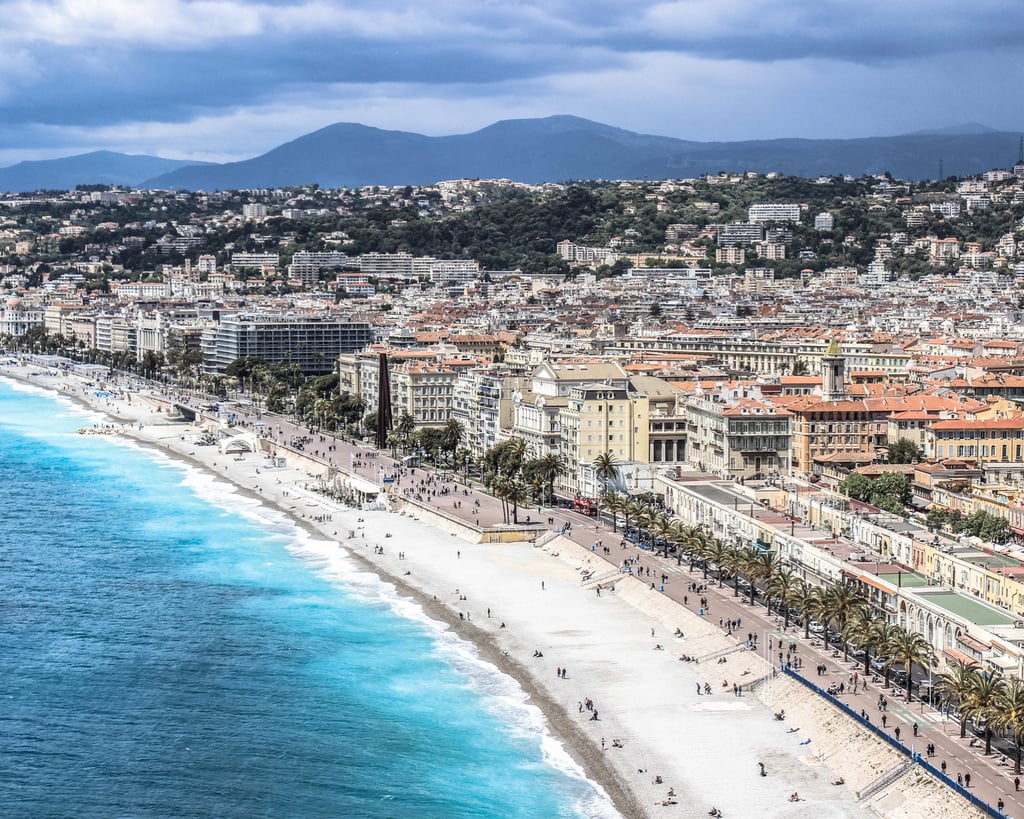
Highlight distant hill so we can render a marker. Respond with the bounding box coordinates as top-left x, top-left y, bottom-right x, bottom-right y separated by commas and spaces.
0, 151, 209, 194
142, 116, 1023, 189
2, 118, 1022, 192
